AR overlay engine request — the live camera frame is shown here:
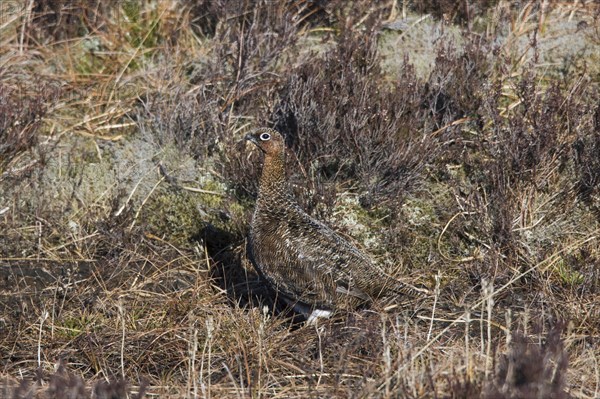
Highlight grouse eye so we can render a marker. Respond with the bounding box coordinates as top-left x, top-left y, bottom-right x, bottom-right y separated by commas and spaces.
259, 132, 271, 141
